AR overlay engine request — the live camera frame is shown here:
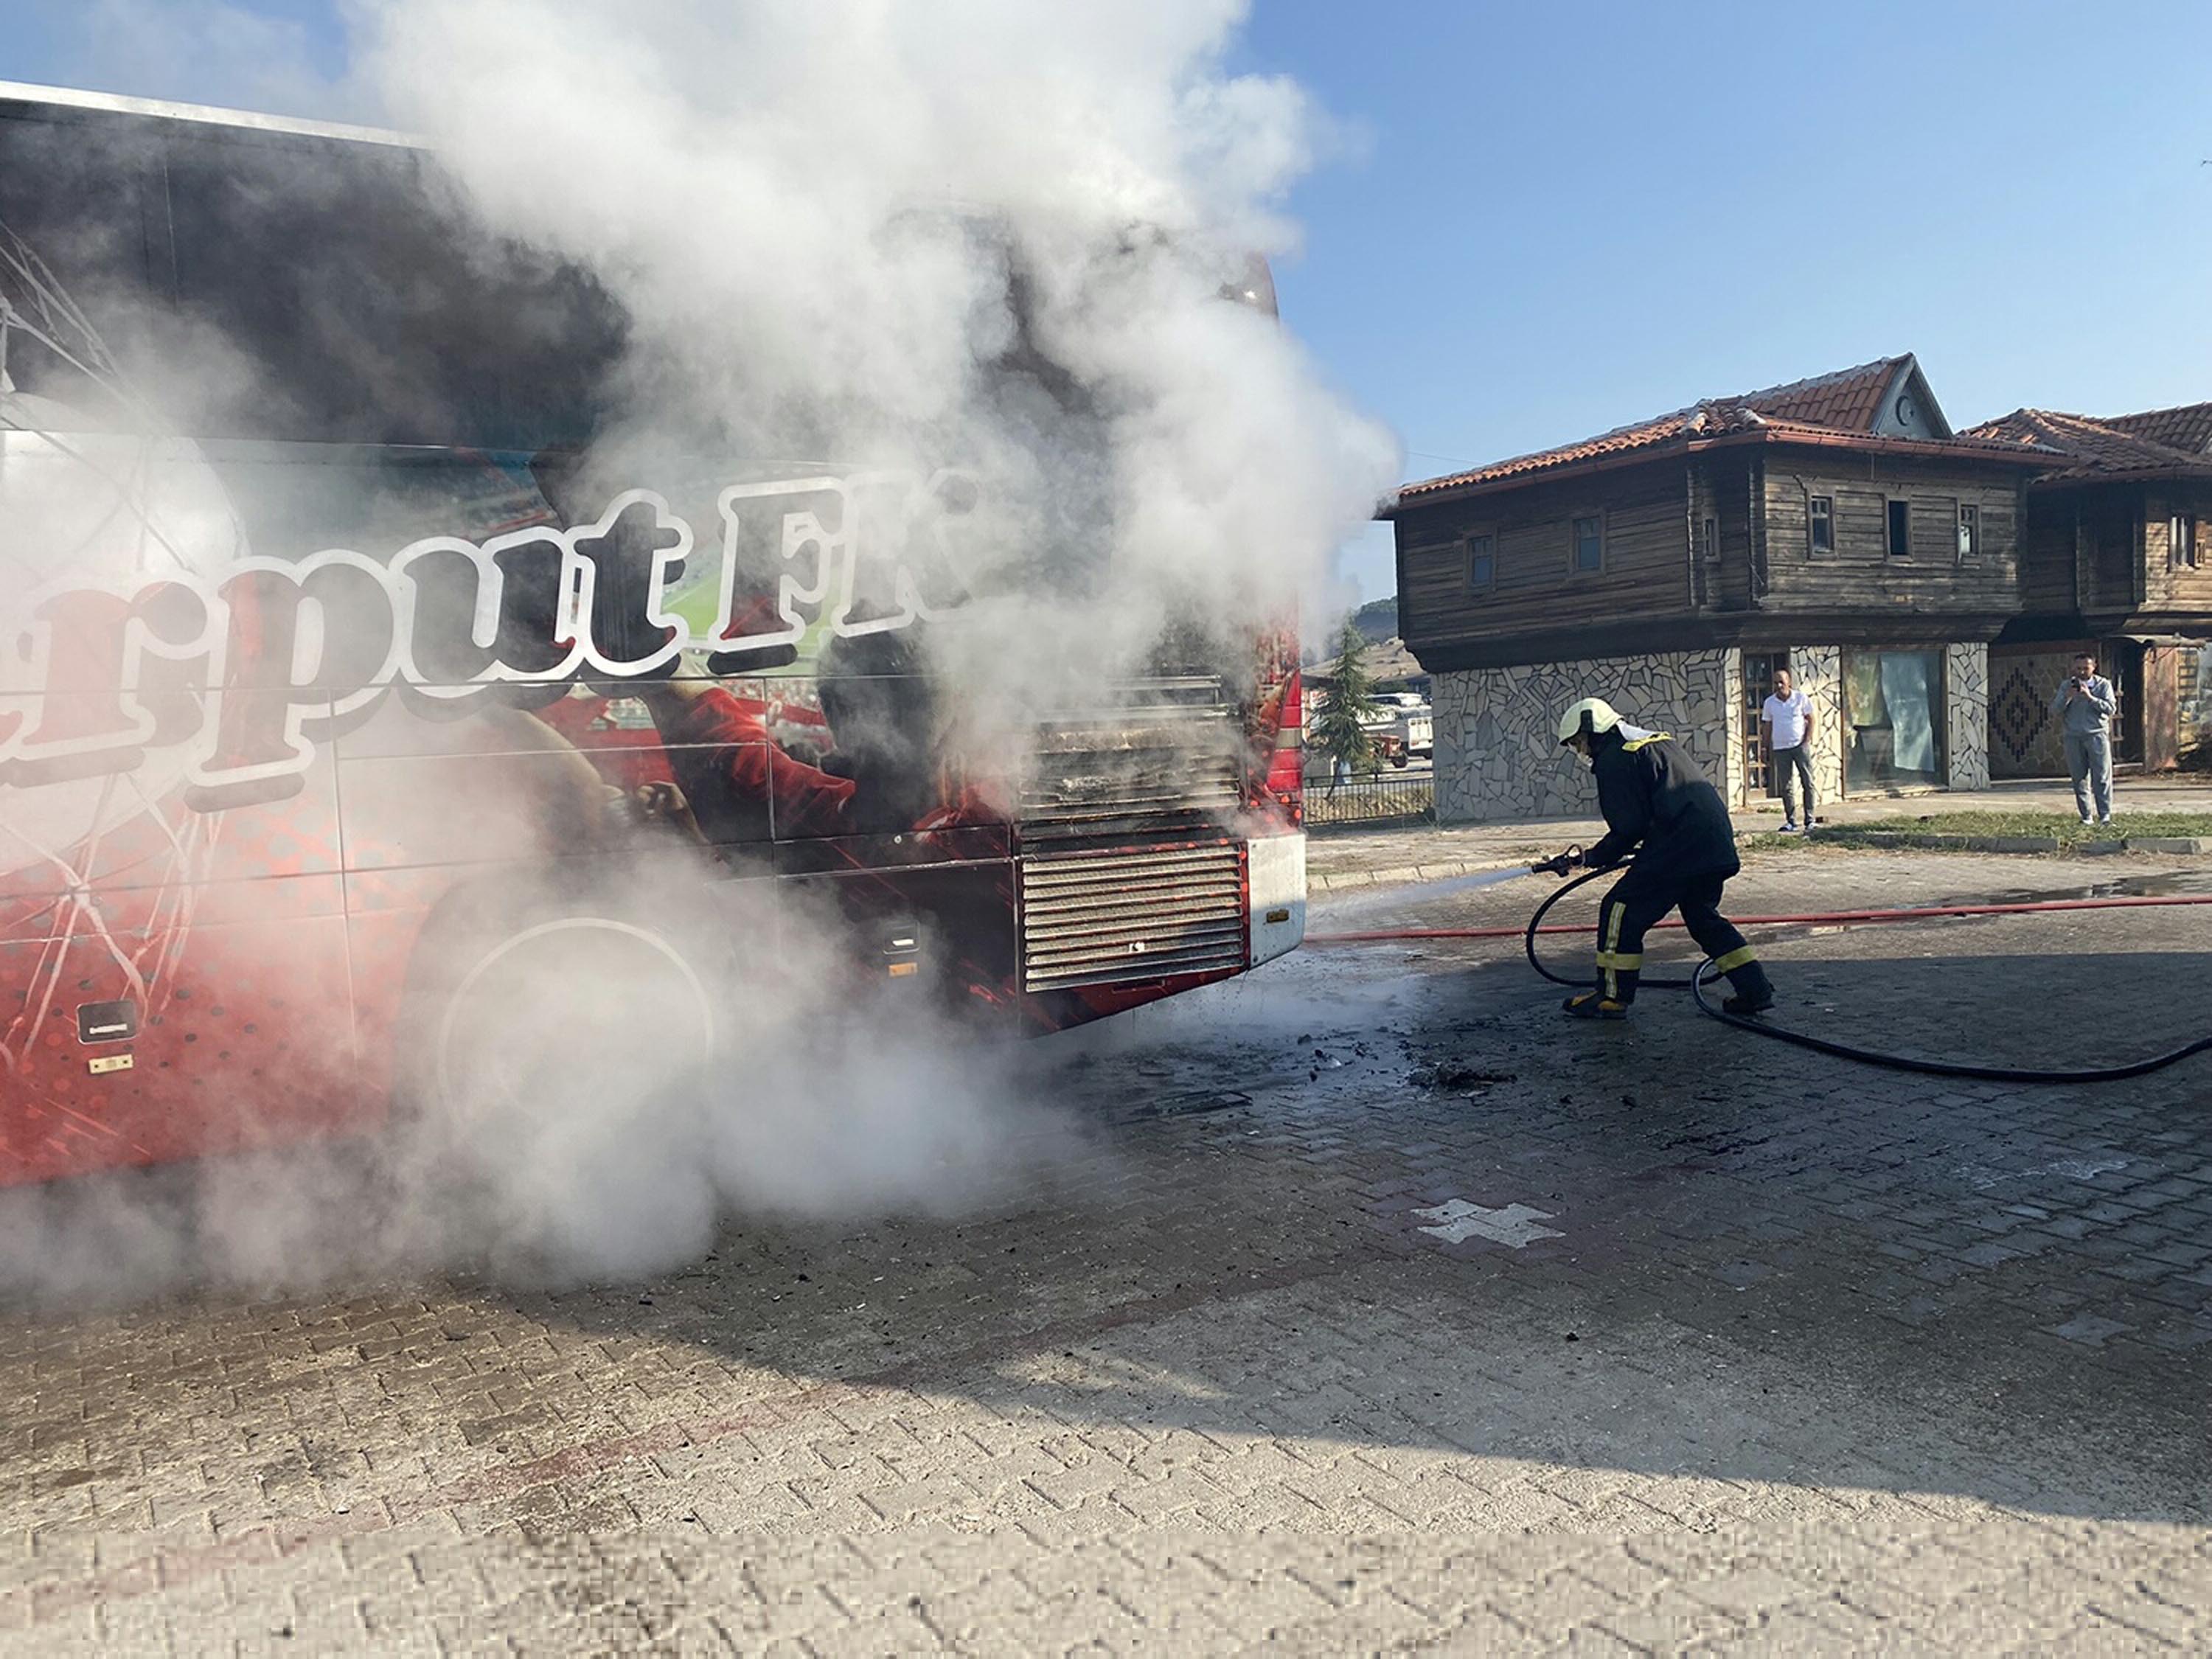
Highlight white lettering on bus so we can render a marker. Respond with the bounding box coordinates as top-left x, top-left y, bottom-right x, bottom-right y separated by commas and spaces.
1, 471, 975, 809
